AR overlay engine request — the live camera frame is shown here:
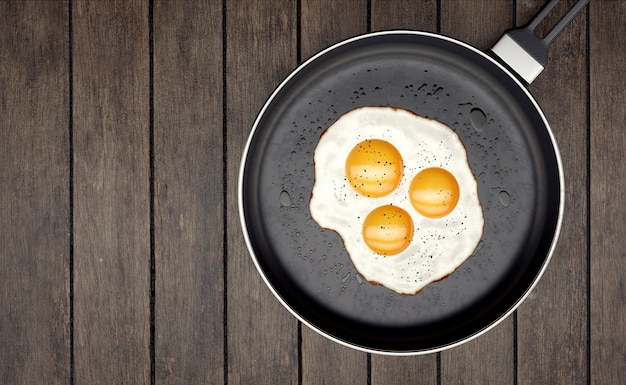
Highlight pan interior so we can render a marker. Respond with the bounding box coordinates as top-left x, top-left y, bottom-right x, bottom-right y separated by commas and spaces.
240, 33, 561, 353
